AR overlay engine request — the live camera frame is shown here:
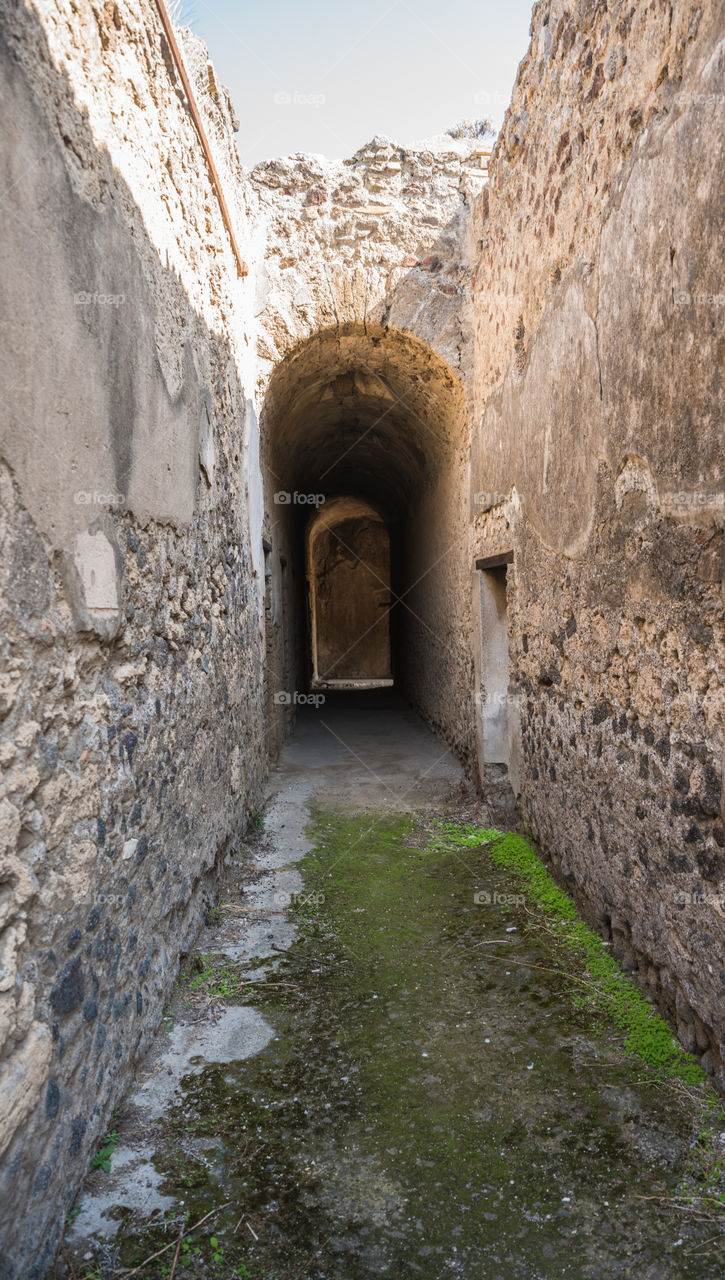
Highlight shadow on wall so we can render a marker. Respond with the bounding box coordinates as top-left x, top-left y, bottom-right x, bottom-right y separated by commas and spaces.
0, 8, 264, 1276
